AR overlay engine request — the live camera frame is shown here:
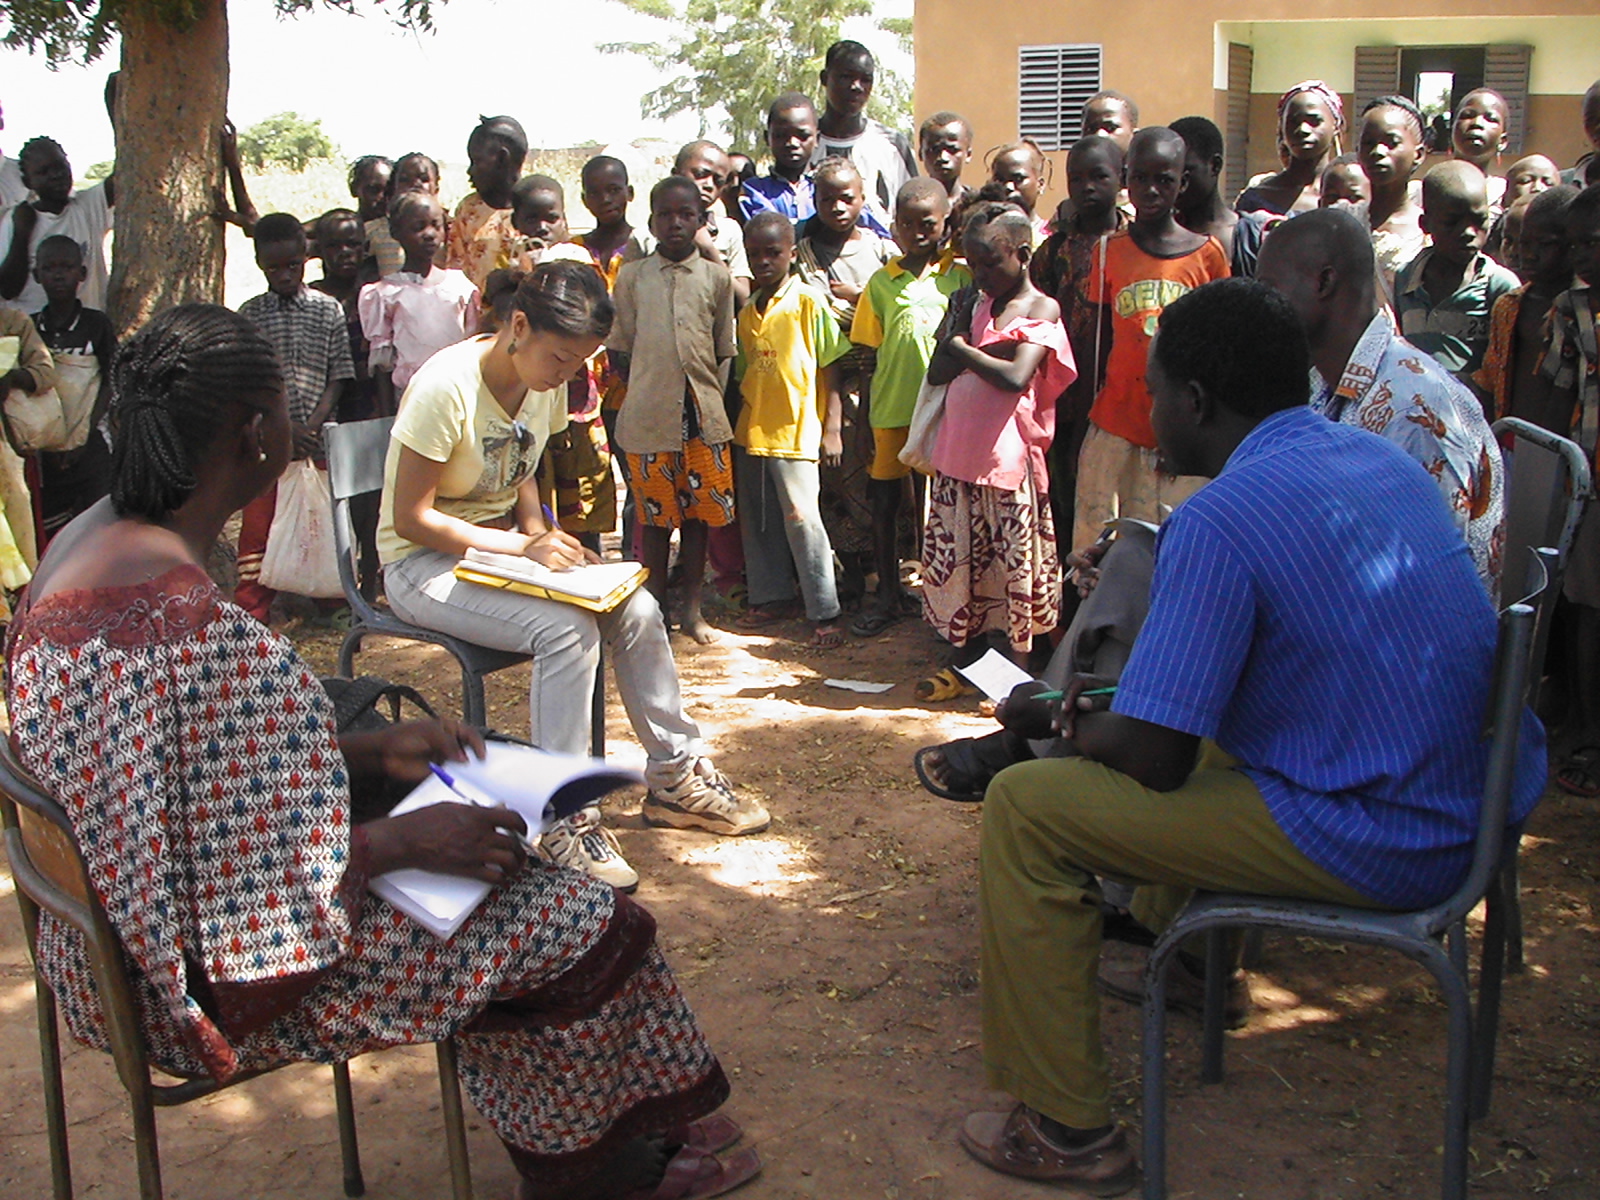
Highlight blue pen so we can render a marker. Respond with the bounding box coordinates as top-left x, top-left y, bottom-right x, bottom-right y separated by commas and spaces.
428, 761, 479, 803
428, 763, 535, 850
